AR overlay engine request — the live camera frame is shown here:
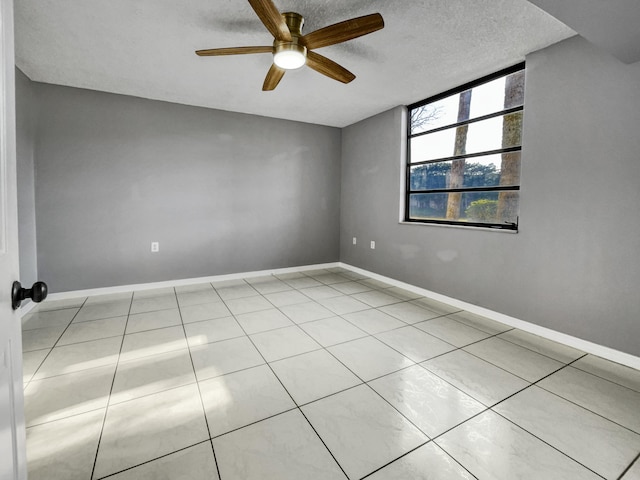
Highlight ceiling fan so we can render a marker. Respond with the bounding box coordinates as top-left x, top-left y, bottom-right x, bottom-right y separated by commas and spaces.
195, 0, 384, 91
